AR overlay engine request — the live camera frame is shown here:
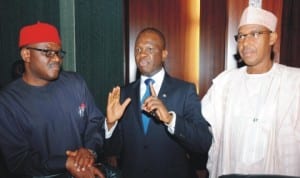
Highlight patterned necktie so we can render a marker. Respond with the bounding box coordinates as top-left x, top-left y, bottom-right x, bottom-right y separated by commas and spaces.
141, 78, 155, 134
